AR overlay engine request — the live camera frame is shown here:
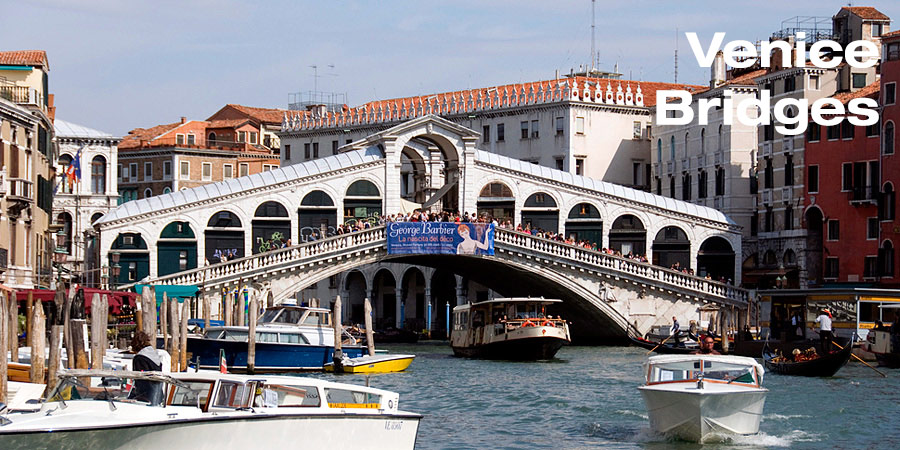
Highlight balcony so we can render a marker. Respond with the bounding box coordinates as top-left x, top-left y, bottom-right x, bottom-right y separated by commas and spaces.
652, 163, 659, 177
666, 161, 674, 174
781, 186, 793, 202
681, 158, 690, 172
849, 186, 876, 204
761, 142, 772, 157
761, 189, 773, 205
783, 137, 794, 153
714, 151, 724, 166
0, 84, 44, 109
7, 178, 33, 202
